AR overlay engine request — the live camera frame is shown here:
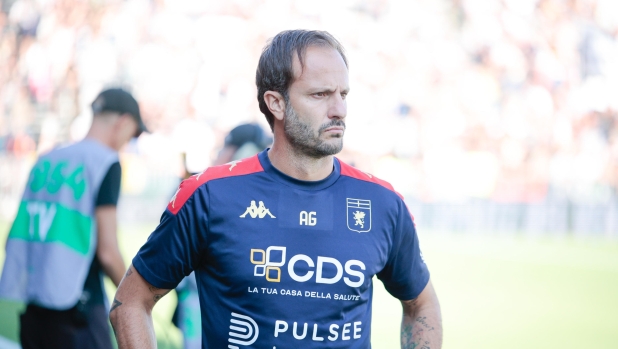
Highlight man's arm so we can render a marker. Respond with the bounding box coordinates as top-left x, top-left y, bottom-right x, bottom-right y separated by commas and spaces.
95, 206, 125, 286
401, 279, 442, 349
110, 264, 171, 348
